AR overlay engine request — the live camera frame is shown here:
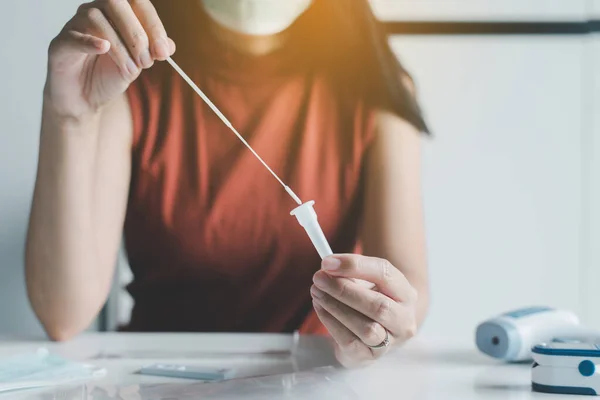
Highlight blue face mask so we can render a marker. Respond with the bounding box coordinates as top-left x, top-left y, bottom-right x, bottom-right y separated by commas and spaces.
0, 348, 105, 393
